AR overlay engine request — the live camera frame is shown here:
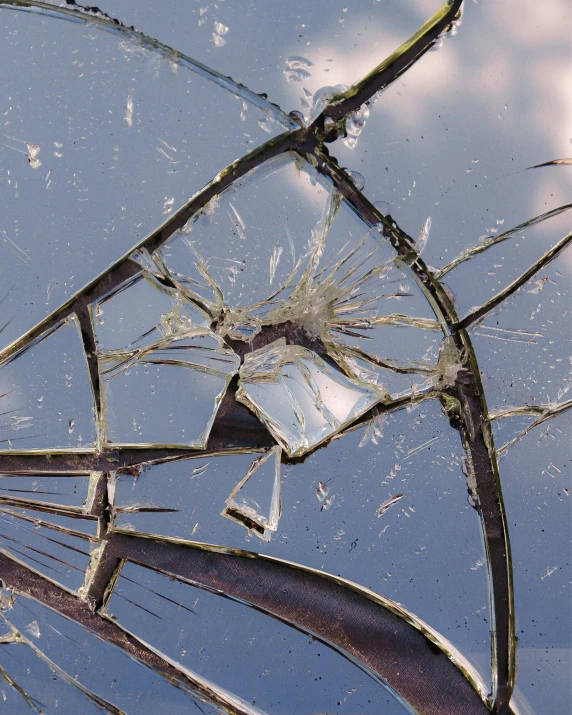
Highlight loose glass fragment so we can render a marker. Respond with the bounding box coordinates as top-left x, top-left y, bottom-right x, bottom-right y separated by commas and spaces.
236, 339, 384, 457
222, 446, 282, 540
